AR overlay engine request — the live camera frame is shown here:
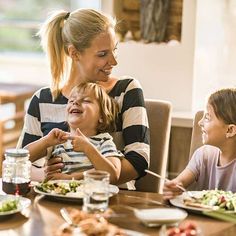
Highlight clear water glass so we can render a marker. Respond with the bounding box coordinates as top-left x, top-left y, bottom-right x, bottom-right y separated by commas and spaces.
82, 170, 110, 213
